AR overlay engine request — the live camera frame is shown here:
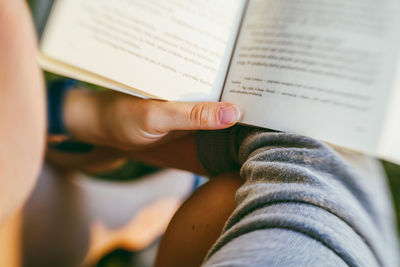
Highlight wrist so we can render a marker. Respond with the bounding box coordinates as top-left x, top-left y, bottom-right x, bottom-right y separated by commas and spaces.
47, 79, 77, 136
63, 89, 105, 144
195, 126, 256, 177
47, 80, 96, 153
